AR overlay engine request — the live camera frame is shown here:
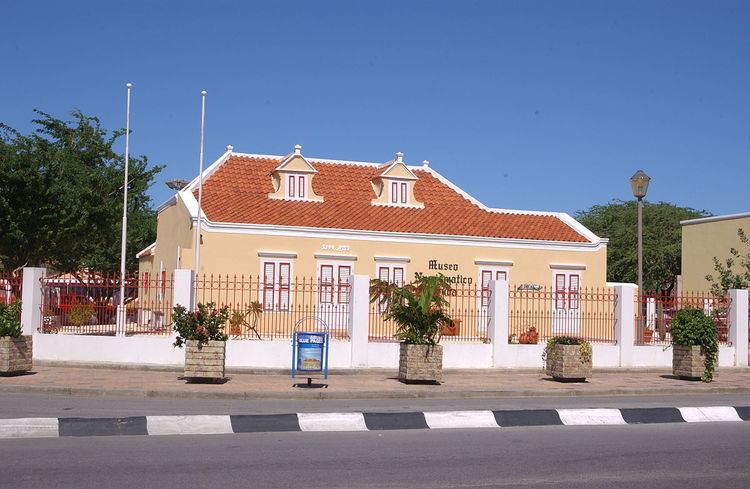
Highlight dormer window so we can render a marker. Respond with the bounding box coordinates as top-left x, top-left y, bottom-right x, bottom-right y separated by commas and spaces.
390, 181, 408, 205
287, 174, 307, 199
